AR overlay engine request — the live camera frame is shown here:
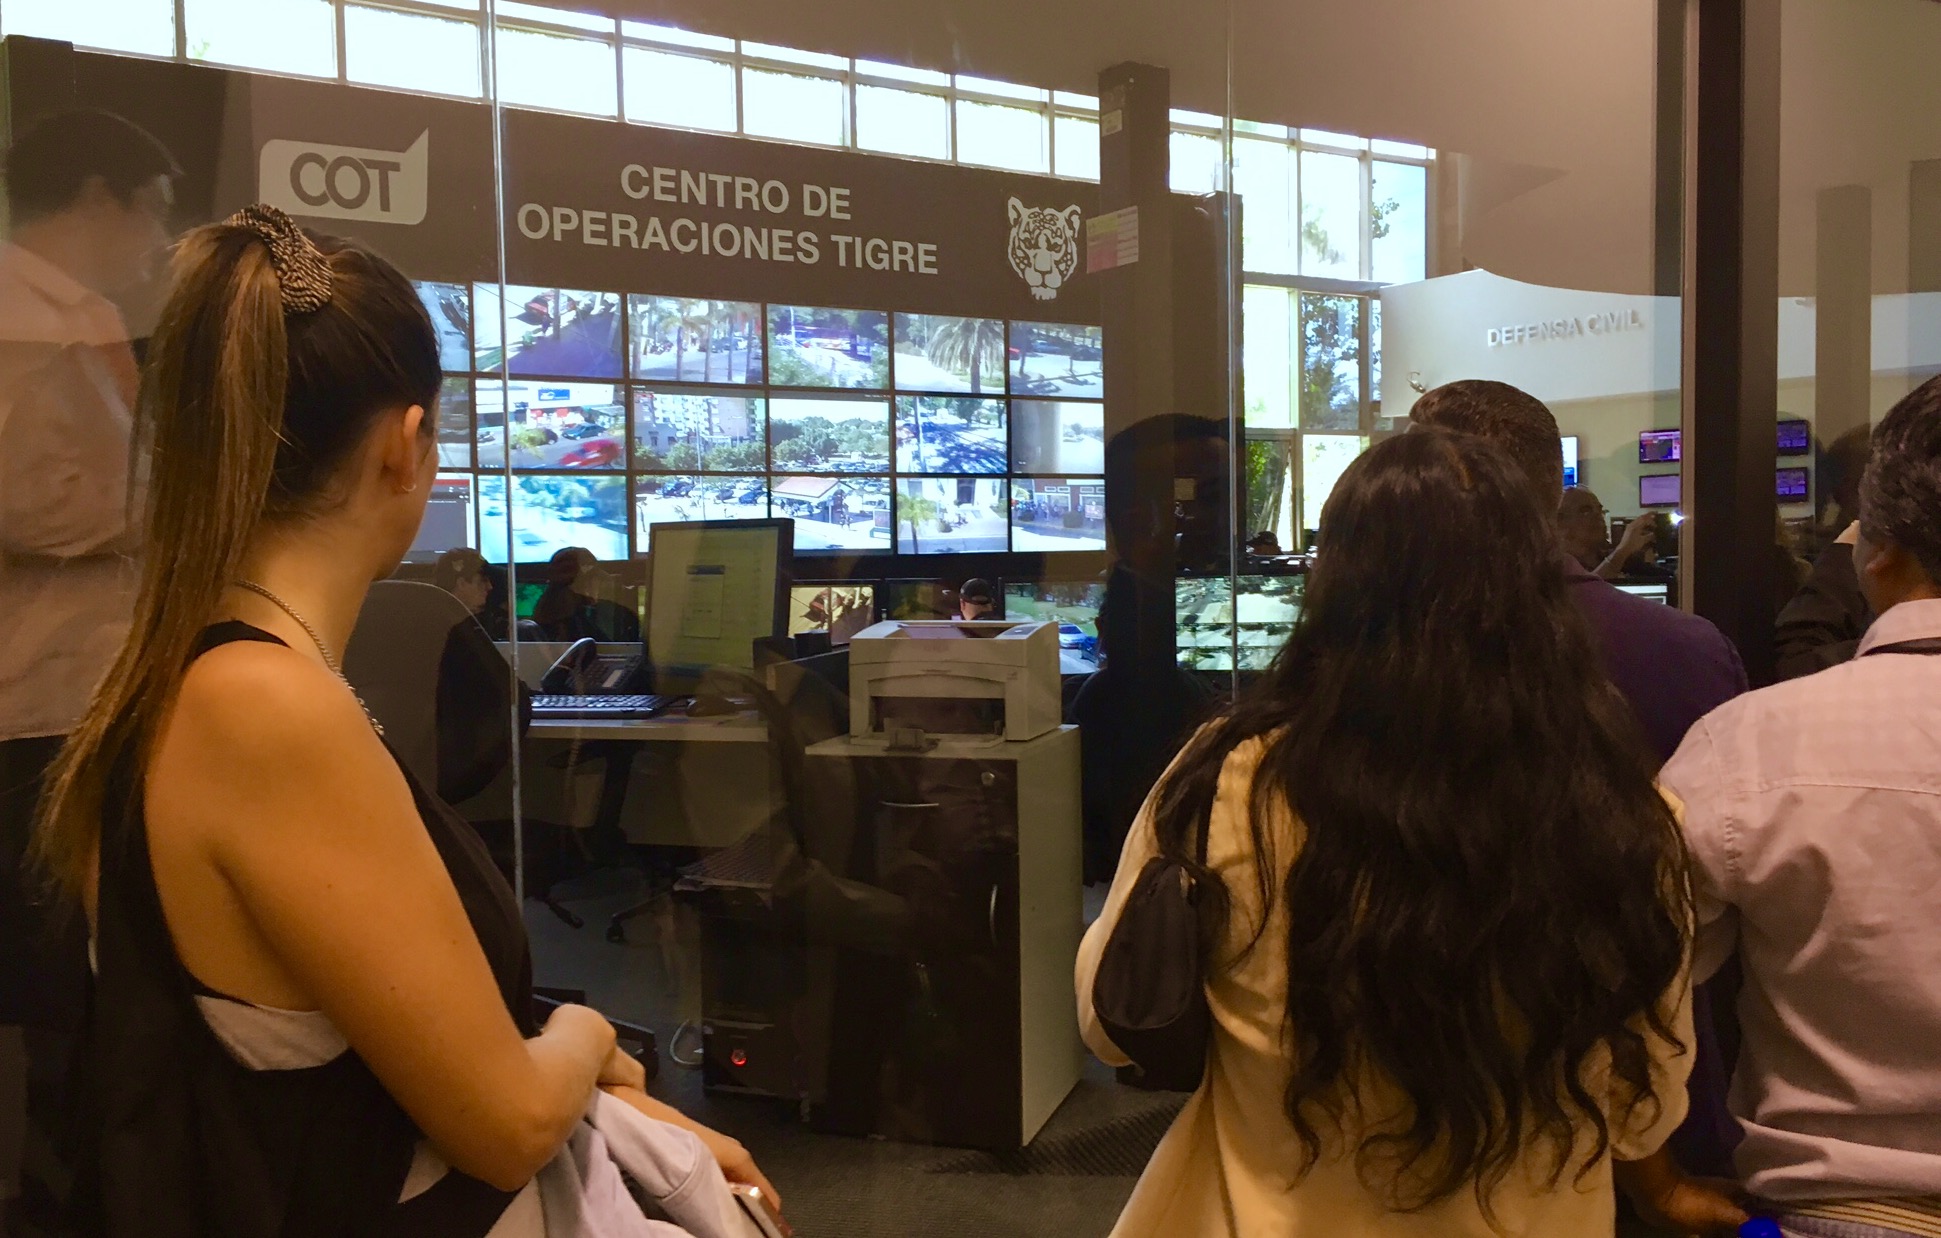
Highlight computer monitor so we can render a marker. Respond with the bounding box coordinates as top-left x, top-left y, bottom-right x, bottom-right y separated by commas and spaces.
405, 474, 476, 564
1001, 580, 1104, 636
1615, 583, 1669, 605
647, 519, 792, 694
1777, 418, 1812, 457
788, 583, 877, 646
880, 579, 952, 620
1777, 466, 1811, 504
1561, 436, 1580, 488
514, 580, 546, 620
1639, 473, 1681, 508
1639, 429, 1681, 464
